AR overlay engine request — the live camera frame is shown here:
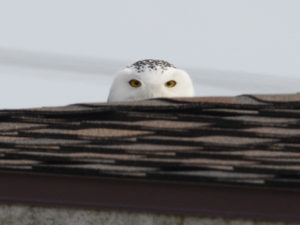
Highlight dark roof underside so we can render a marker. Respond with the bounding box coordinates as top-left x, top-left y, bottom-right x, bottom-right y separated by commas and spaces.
1, 93, 300, 189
